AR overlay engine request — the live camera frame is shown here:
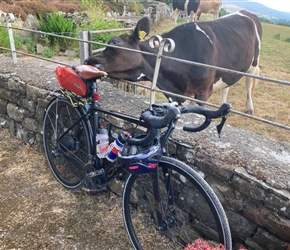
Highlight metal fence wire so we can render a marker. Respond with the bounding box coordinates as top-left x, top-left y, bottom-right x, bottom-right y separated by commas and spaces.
0, 13, 290, 131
